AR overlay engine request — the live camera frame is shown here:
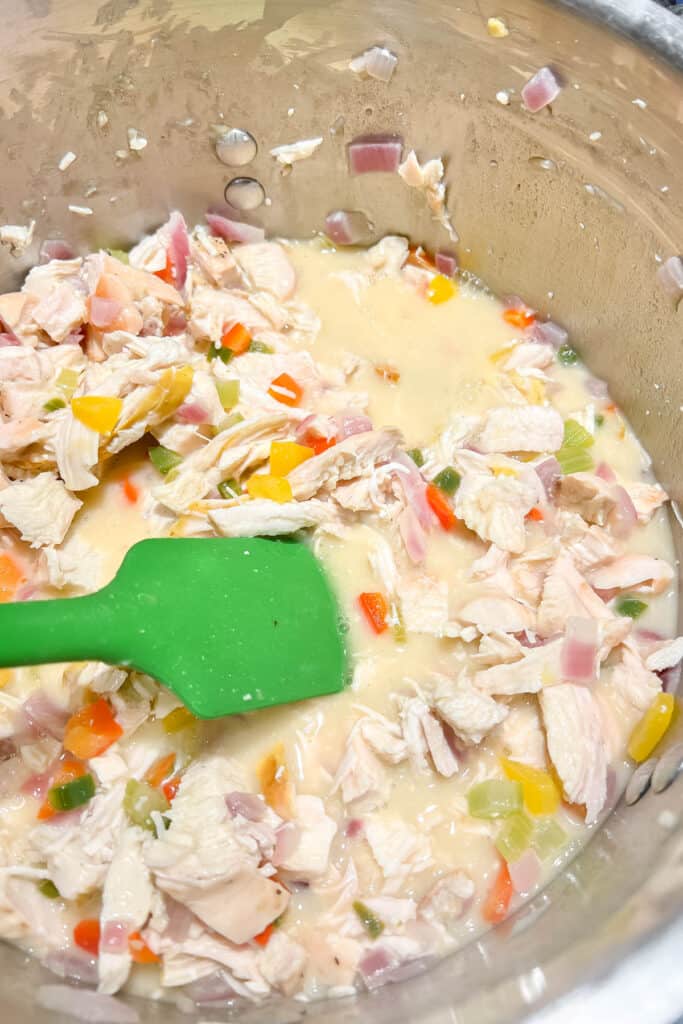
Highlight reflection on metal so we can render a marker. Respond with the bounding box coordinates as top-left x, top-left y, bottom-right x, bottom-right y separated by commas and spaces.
215, 128, 258, 167
224, 176, 265, 211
